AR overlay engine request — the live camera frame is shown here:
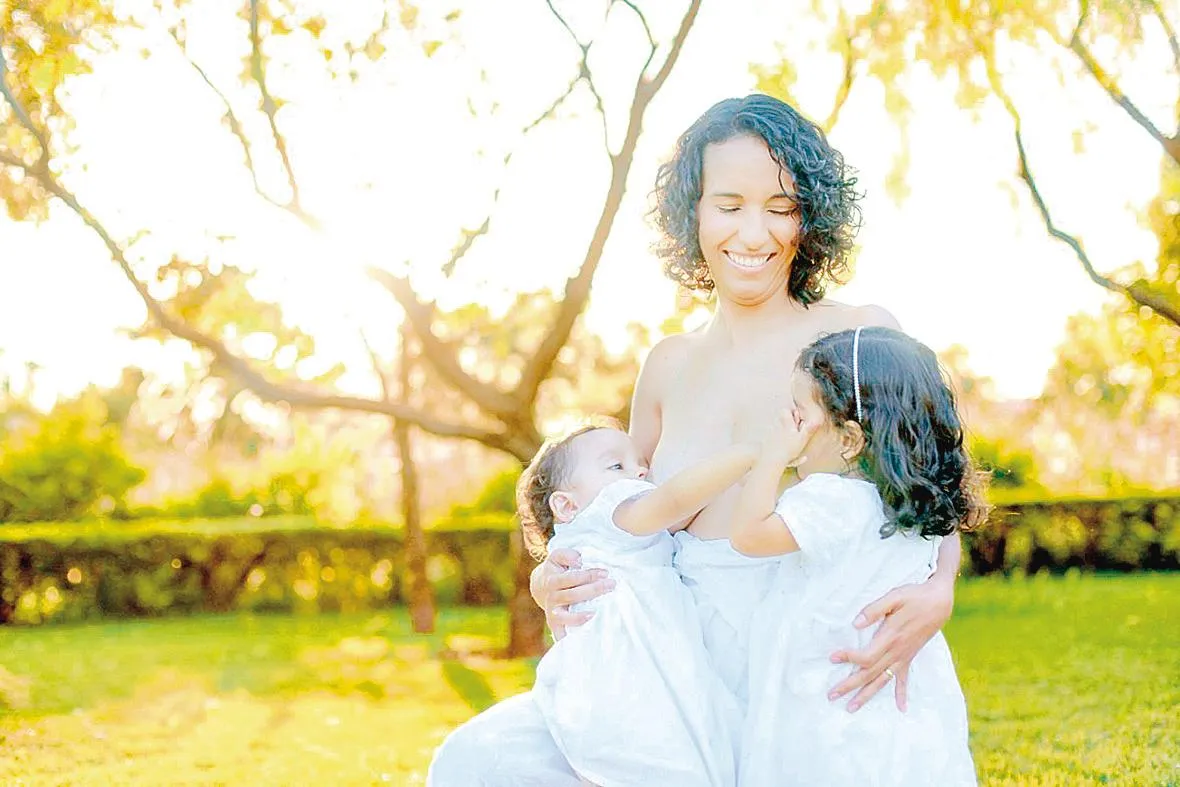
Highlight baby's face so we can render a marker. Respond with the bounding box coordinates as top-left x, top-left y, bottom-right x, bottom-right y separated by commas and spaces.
560, 428, 649, 517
